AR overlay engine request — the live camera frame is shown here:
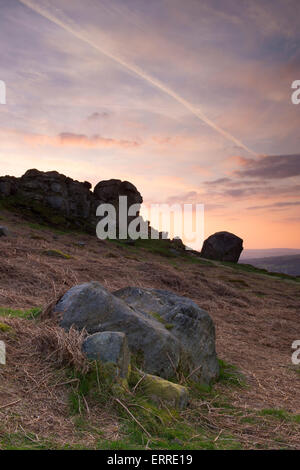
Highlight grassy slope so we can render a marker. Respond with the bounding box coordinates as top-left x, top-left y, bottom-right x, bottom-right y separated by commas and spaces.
0, 209, 299, 450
